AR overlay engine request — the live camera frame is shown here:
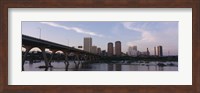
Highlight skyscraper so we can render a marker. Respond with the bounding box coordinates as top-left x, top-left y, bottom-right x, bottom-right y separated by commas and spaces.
147, 48, 150, 56
133, 46, 137, 50
107, 42, 113, 56
84, 37, 92, 52
157, 46, 163, 57
91, 46, 97, 54
97, 47, 101, 55
115, 41, 121, 56
154, 47, 156, 56
127, 46, 137, 57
